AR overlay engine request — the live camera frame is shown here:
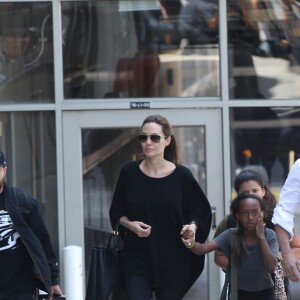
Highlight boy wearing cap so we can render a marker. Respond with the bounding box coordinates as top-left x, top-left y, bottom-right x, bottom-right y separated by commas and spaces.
0, 151, 62, 299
